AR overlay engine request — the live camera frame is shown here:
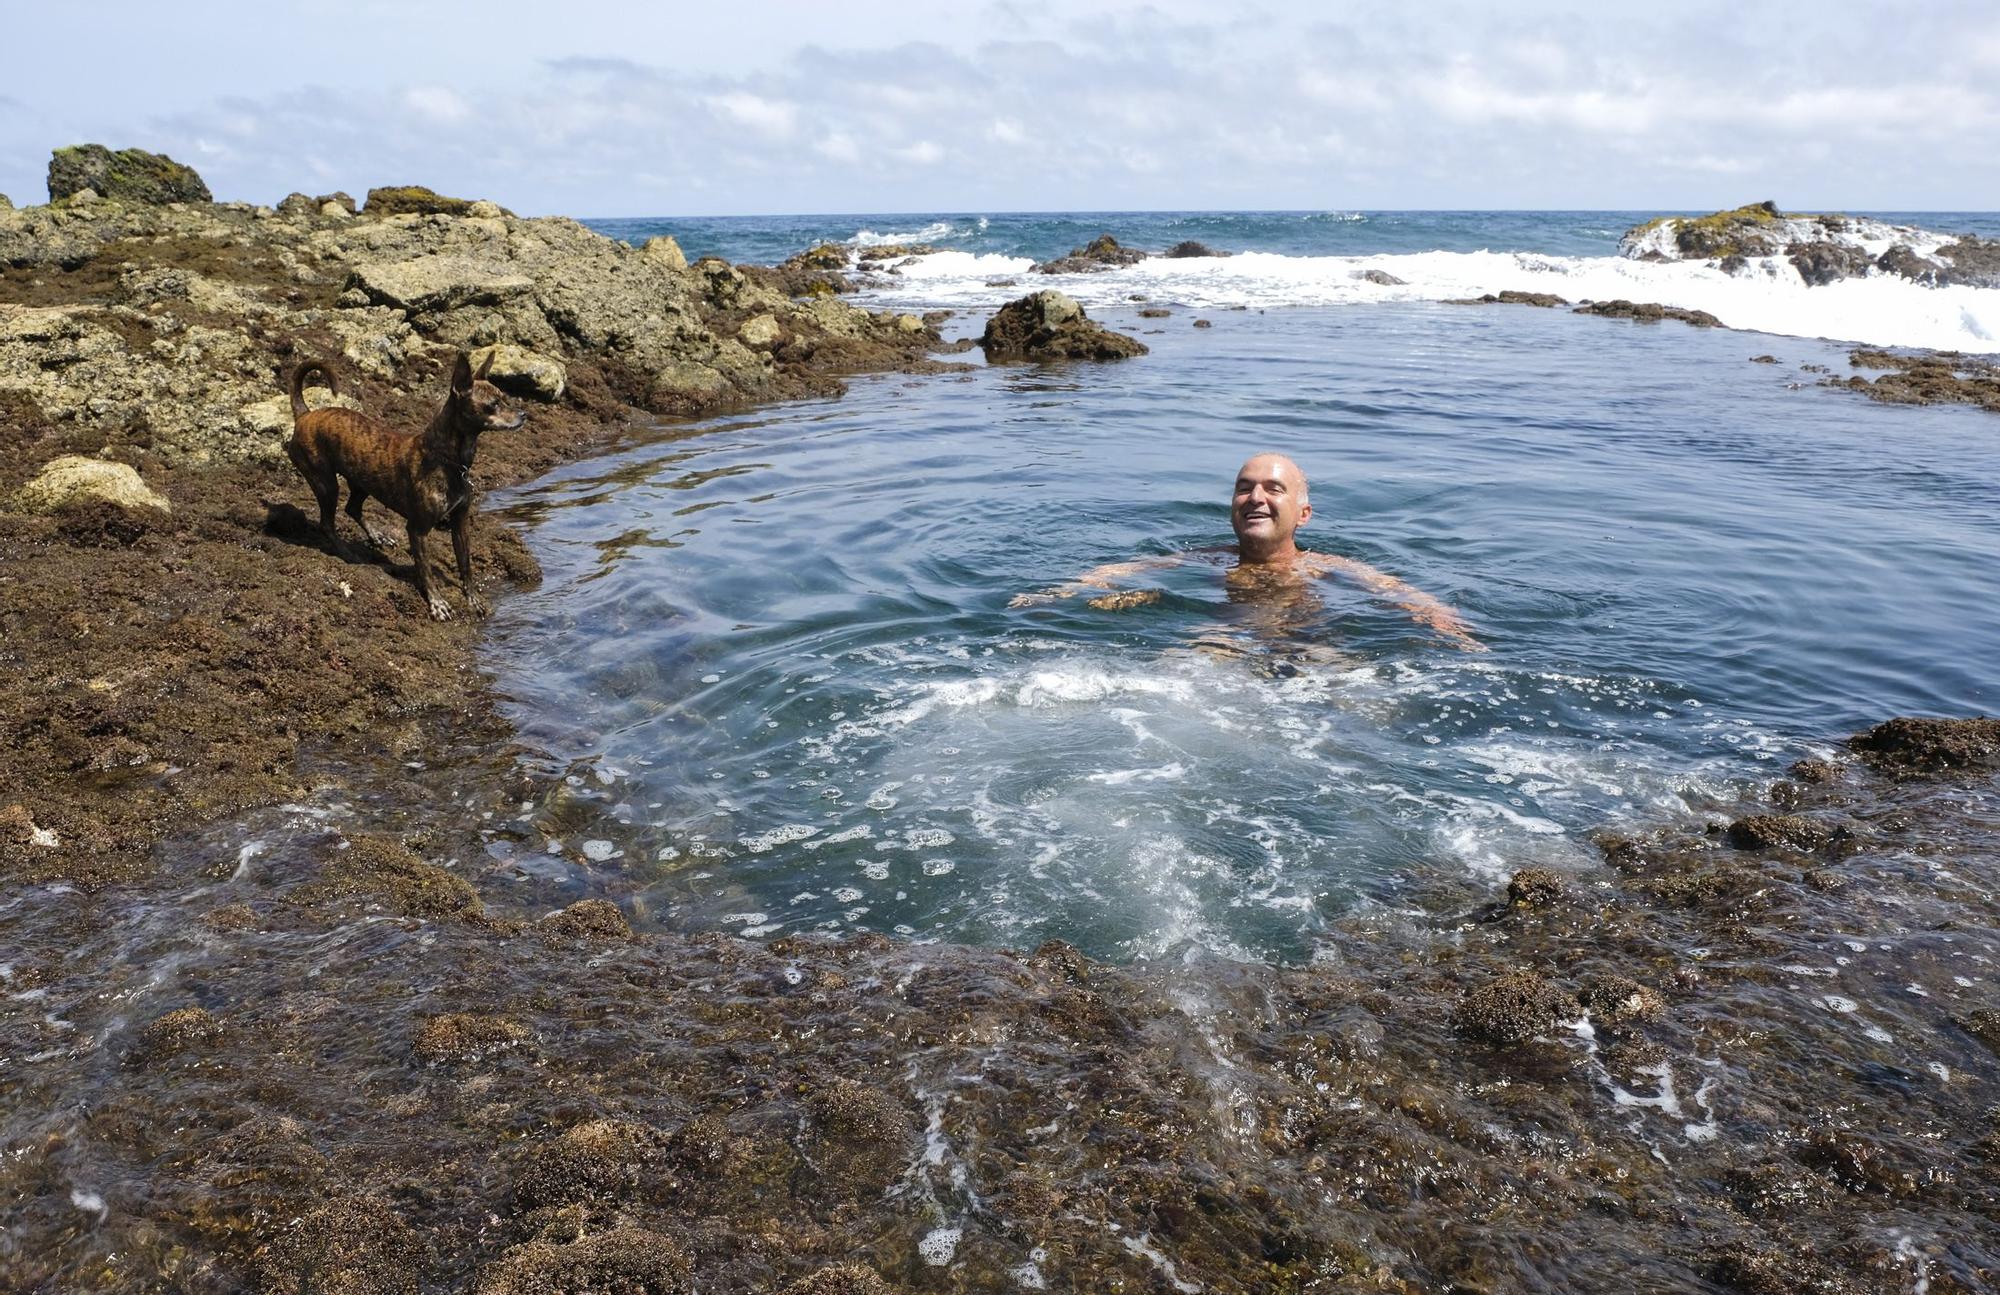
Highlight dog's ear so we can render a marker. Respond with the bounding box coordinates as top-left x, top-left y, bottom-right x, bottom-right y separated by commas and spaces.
473, 350, 495, 382
450, 352, 474, 395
